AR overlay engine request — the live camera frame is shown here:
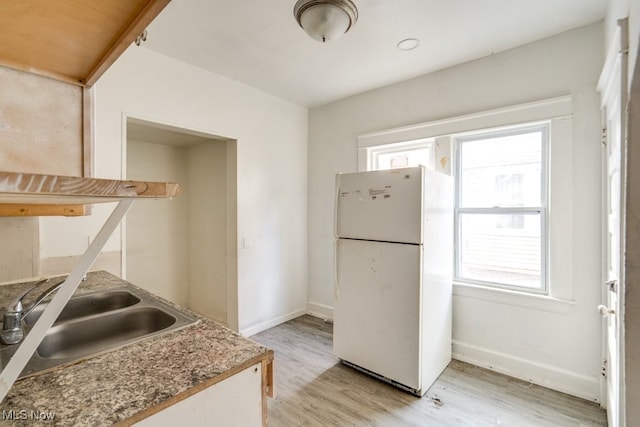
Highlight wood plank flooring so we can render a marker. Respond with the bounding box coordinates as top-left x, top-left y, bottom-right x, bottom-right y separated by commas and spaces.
251, 315, 606, 427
